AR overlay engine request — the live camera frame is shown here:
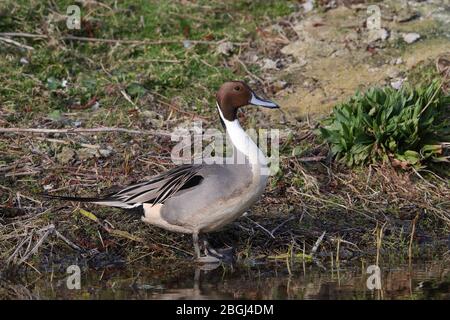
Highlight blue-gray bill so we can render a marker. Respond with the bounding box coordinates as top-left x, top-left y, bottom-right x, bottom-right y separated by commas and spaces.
249, 93, 279, 109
